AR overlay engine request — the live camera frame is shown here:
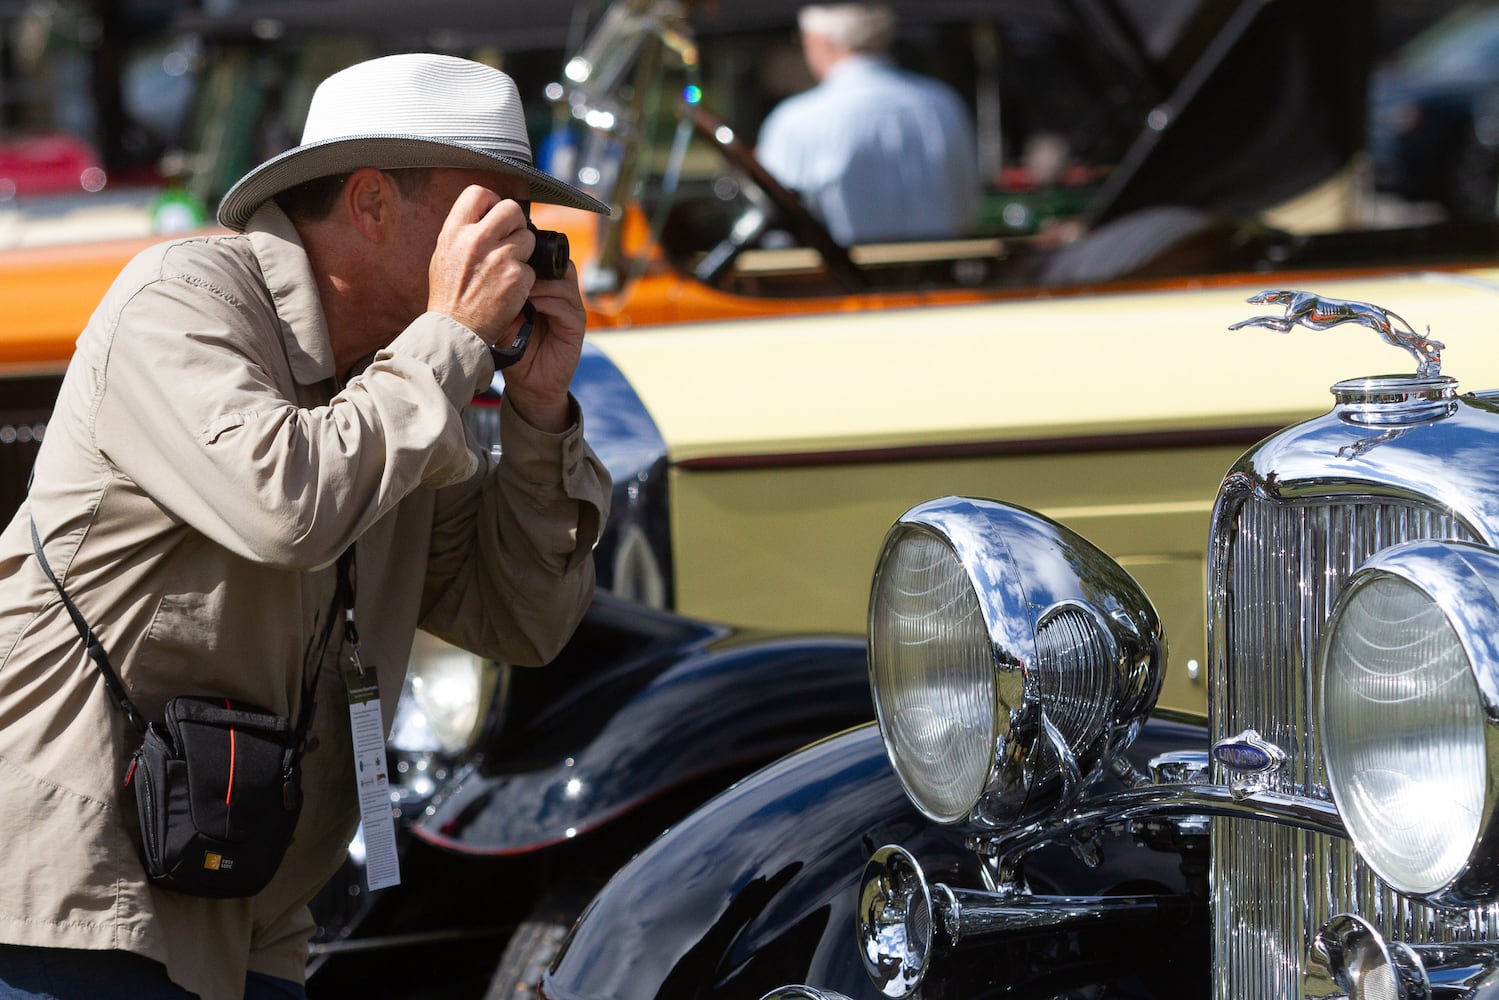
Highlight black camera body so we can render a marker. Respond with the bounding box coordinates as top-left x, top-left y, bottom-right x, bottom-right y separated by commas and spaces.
490, 224, 572, 369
